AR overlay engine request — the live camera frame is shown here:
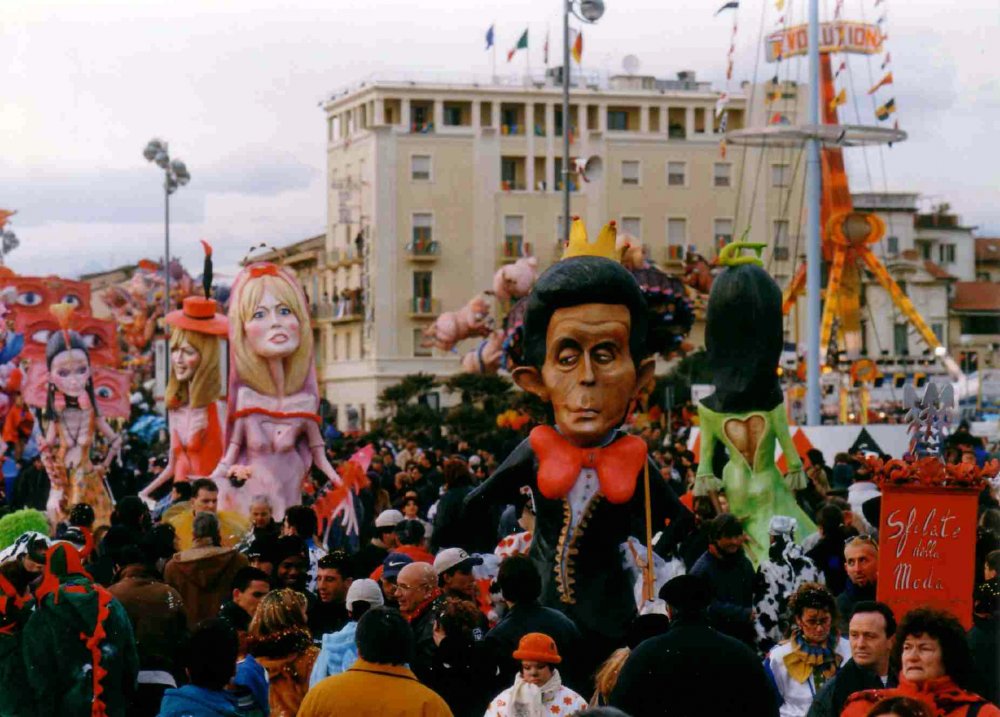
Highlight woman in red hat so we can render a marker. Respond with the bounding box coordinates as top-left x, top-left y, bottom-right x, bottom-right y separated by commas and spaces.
485, 632, 587, 717
139, 242, 228, 506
